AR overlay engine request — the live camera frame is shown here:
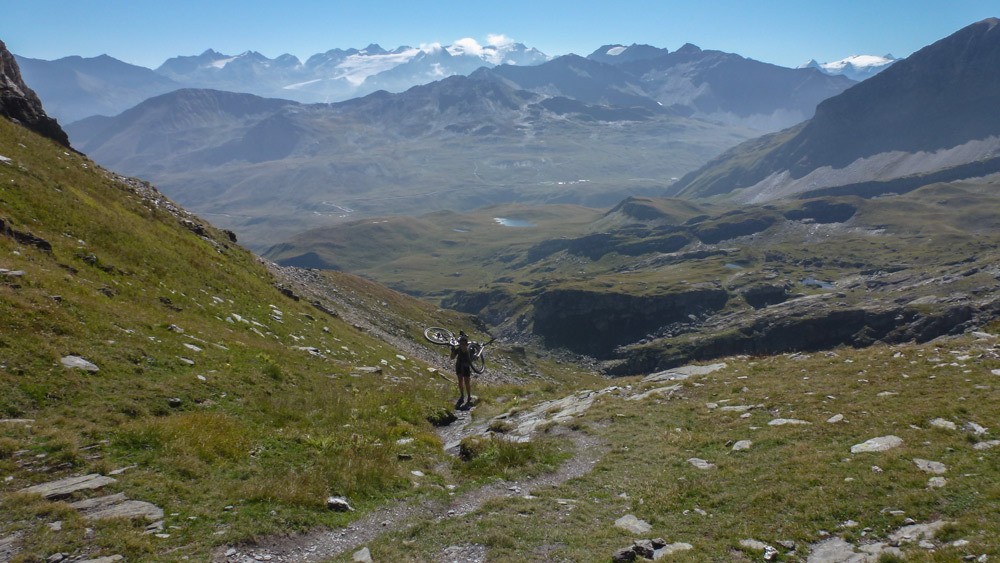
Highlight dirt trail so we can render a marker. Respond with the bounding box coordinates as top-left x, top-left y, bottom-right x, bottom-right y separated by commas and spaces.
214, 398, 605, 563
